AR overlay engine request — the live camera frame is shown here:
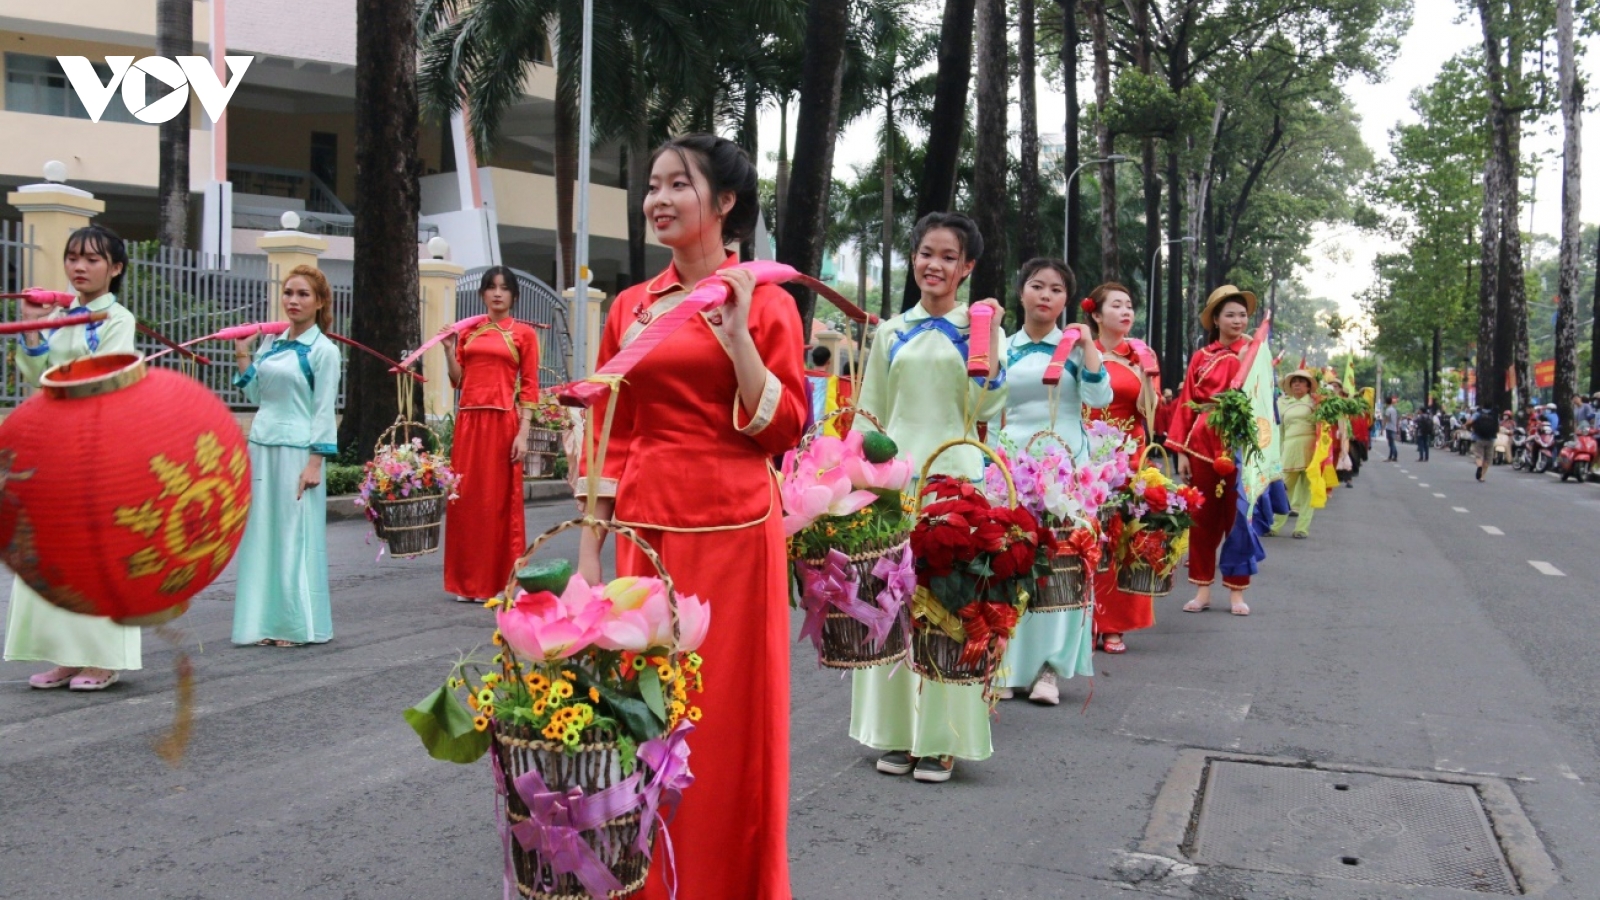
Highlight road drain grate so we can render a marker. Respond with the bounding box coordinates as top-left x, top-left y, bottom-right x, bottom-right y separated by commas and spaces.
1190, 760, 1518, 894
